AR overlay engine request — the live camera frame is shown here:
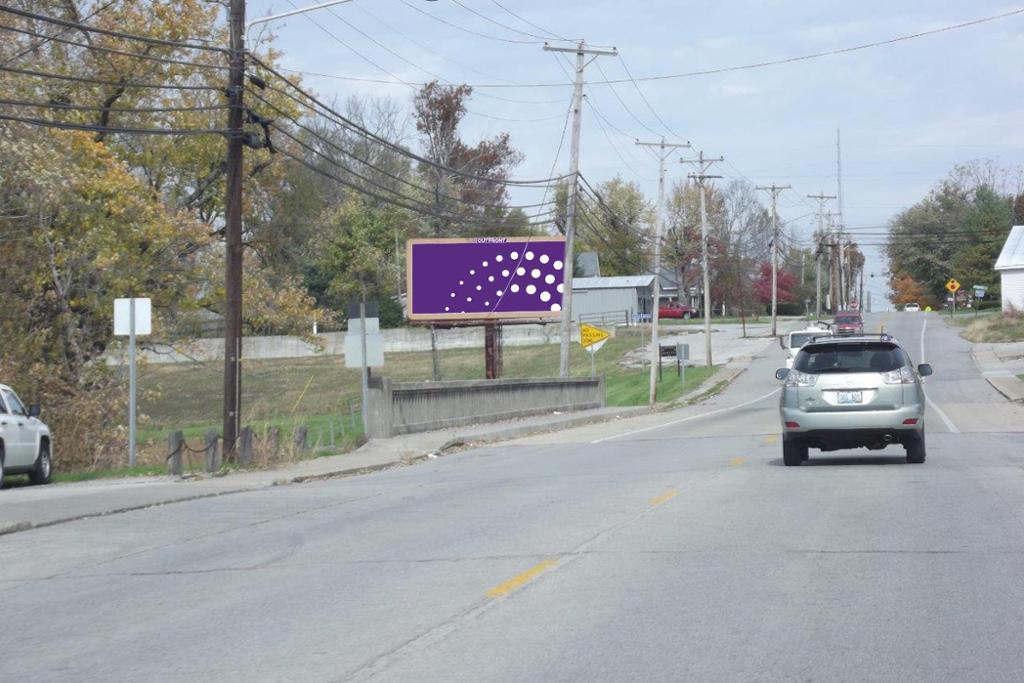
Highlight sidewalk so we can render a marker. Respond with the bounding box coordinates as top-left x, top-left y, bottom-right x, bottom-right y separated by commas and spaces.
971, 341, 1024, 402
0, 345, 768, 536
